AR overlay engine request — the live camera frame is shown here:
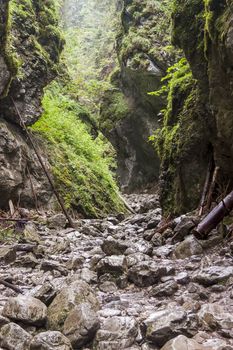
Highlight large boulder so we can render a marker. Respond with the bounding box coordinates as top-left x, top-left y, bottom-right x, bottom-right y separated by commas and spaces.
149, 280, 178, 297
96, 255, 127, 278
63, 302, 100, 348
0, 246, 16, 264
198, 303, 233, 336
30, 331, 72, 350
173, 236, 203, 259
173, 217, 197, 242
0, 322, 32, 350
143, 306, 190, 347
193, 266, 233, 286
160, 335, 205, 350
94, 316, 138, 350
47, 280, 99, 331
3, 296, 47, 326
128, 261, 175, 287
101, 238, 128, 256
